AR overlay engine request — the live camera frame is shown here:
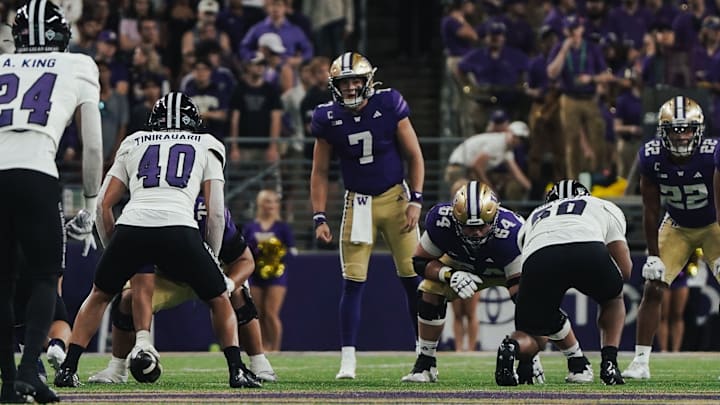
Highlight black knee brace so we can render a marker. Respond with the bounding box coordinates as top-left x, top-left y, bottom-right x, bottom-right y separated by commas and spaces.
110, 293, 135, 332
235, 286, 258, 326
417, 296, 447, 323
